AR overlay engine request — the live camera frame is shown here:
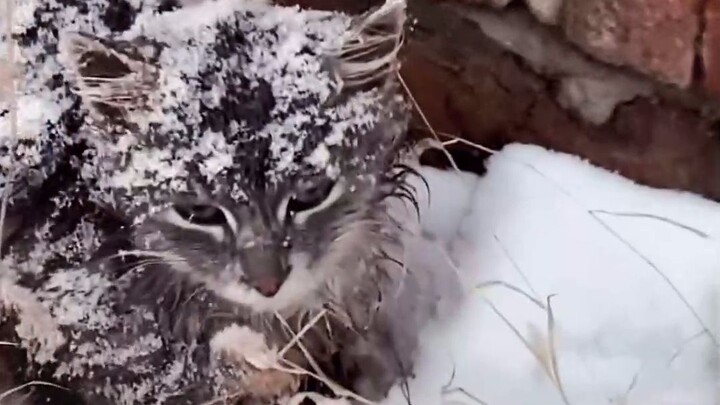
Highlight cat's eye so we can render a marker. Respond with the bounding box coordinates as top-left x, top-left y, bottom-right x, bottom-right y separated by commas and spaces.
173, 204, 227, 226
287, 178, 337, 213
